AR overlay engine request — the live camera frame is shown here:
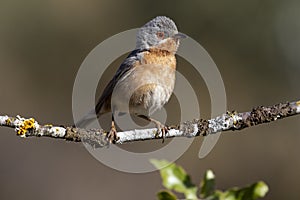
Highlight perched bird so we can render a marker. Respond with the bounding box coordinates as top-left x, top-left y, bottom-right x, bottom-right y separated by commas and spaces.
76, 16, 186, 142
